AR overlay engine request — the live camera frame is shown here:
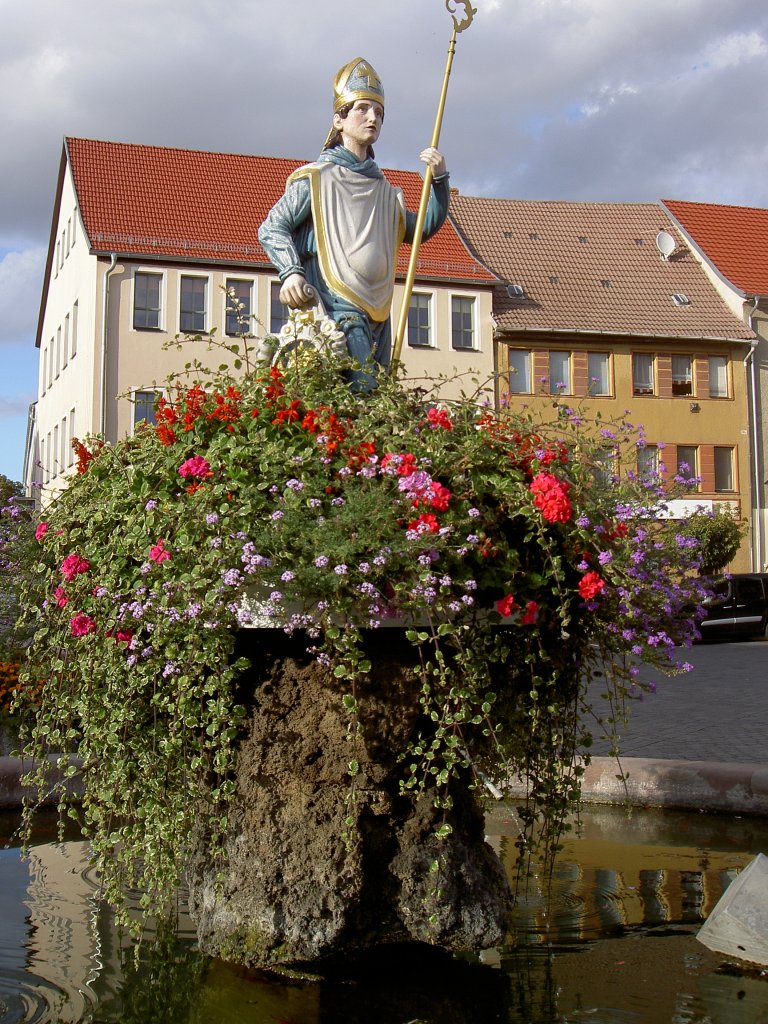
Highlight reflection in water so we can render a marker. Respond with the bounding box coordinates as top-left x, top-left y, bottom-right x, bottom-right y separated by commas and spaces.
2, 805, 768, 1023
